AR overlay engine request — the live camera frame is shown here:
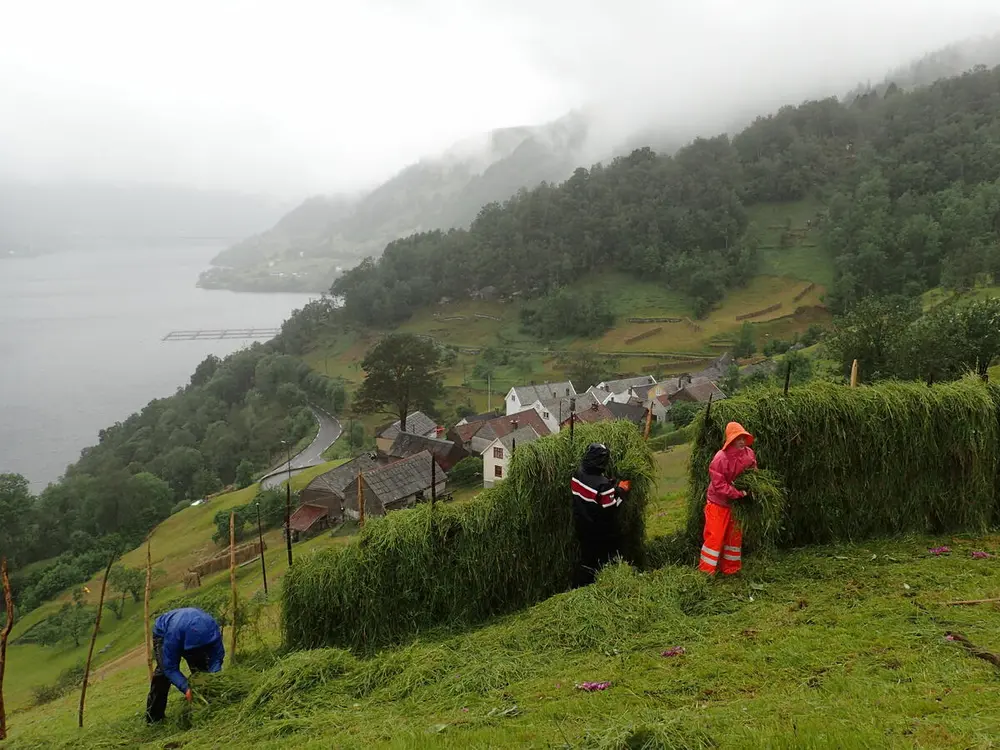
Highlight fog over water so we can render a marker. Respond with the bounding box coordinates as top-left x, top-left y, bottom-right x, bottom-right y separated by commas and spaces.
0, 242, 313, 490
